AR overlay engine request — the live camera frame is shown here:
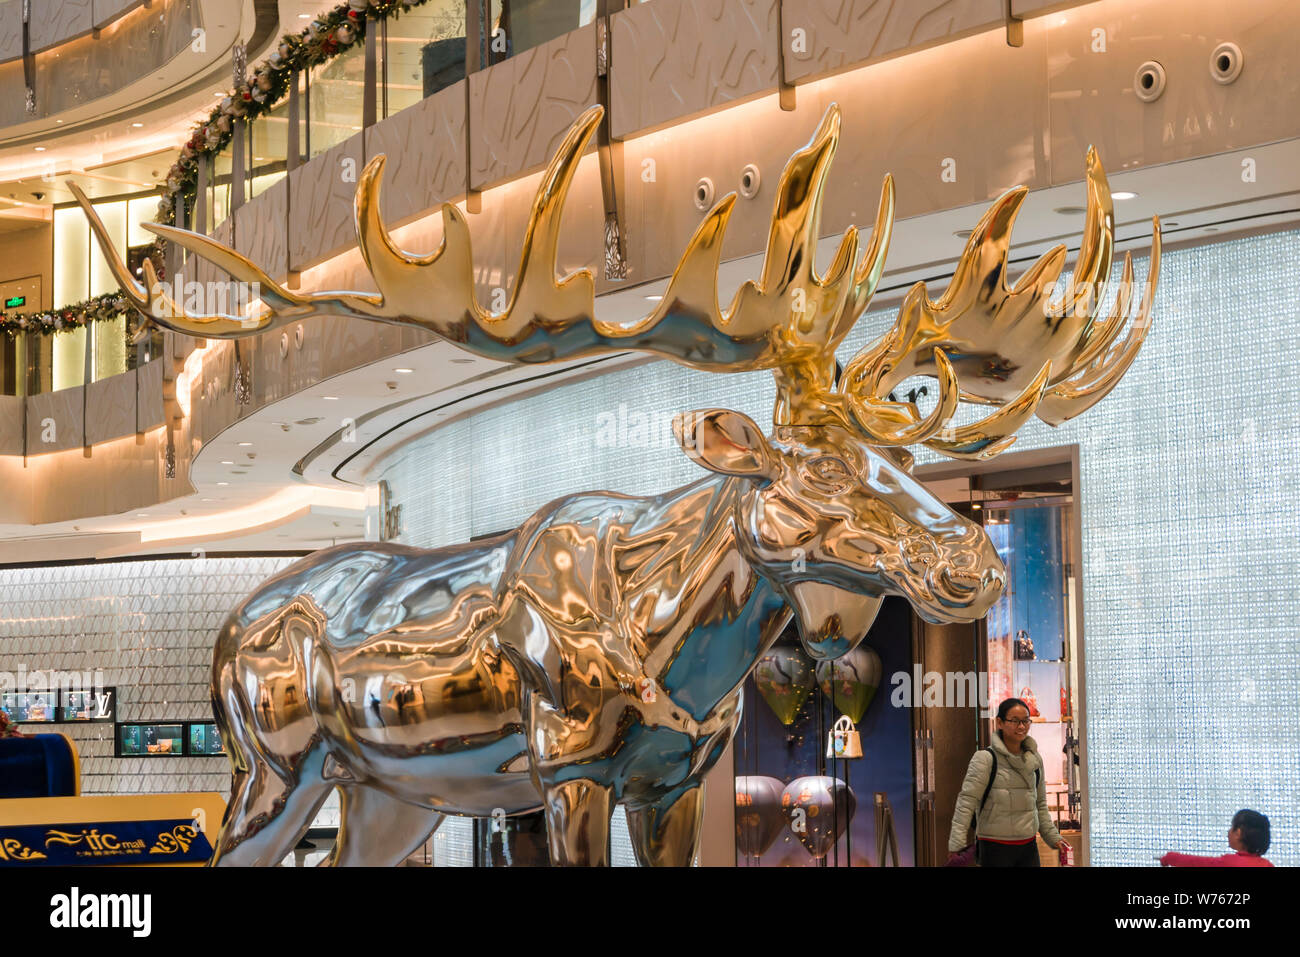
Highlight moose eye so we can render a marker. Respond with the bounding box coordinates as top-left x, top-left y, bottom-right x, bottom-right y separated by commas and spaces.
801, 456, 854, 493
